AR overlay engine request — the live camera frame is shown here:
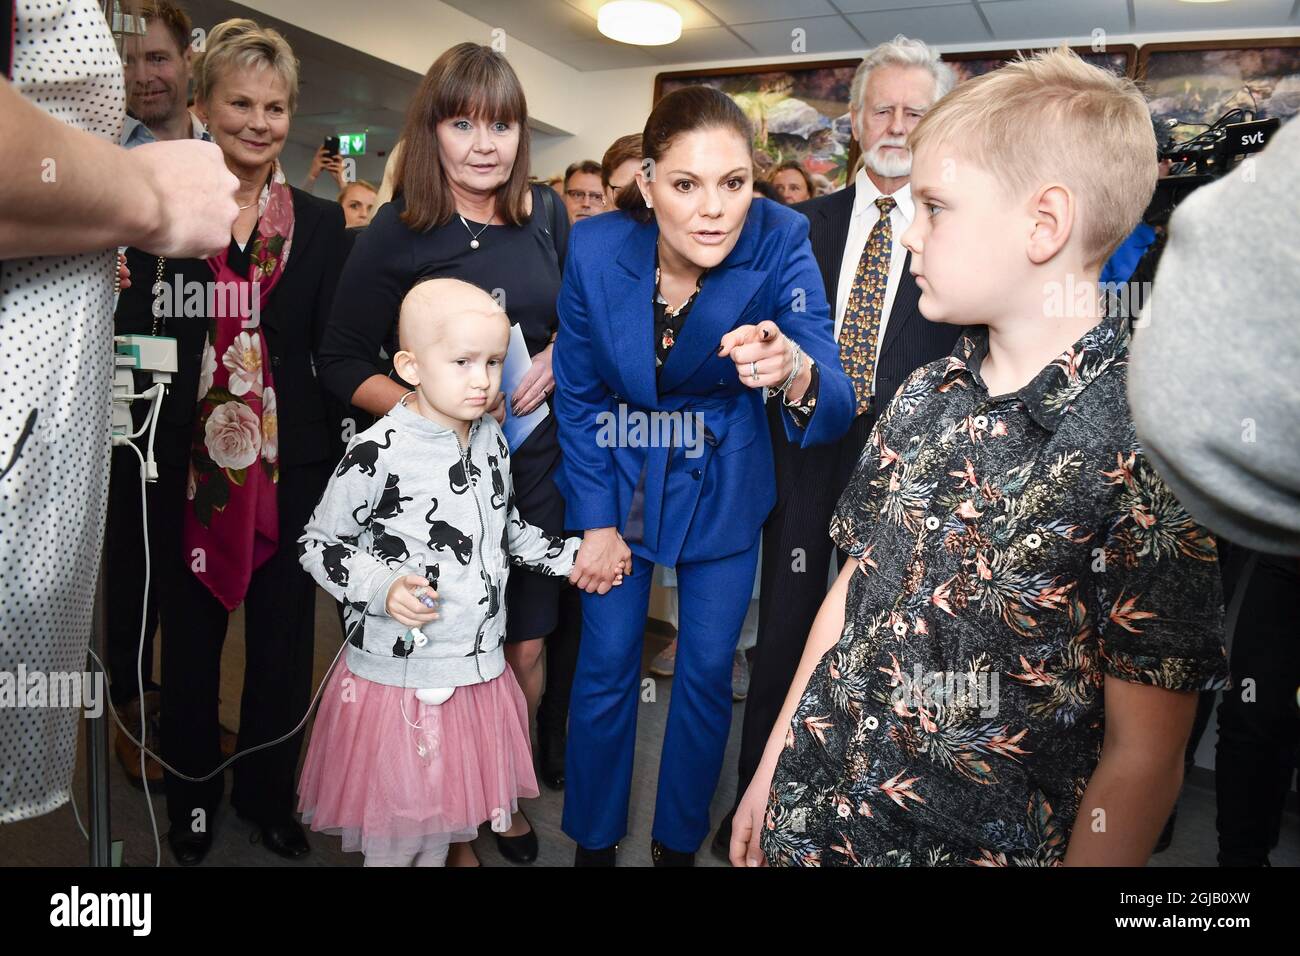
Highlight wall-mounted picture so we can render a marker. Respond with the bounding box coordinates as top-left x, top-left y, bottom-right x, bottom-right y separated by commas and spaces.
655, 59, 863, 191
1137, 38, 1300, 143
942, 44, 1137, 83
